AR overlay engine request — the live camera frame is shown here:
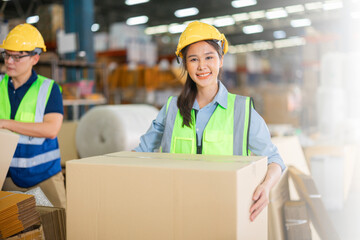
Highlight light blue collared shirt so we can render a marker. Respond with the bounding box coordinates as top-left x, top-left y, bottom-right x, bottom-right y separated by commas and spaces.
134, 81, 286, 171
